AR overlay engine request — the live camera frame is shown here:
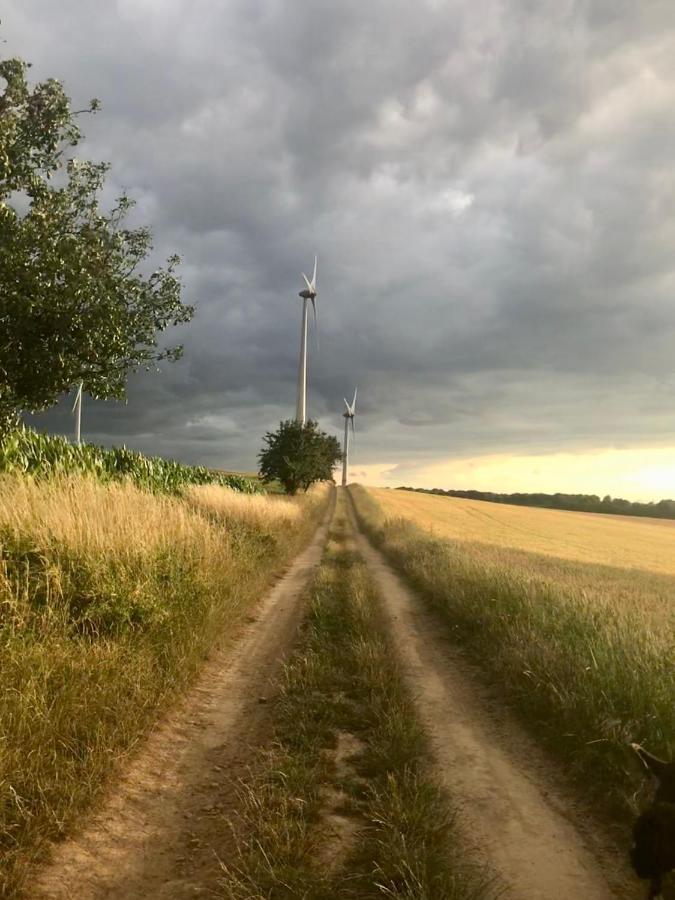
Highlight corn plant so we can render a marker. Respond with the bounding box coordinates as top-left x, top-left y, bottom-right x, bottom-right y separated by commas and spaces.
0, 427, 260, 494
